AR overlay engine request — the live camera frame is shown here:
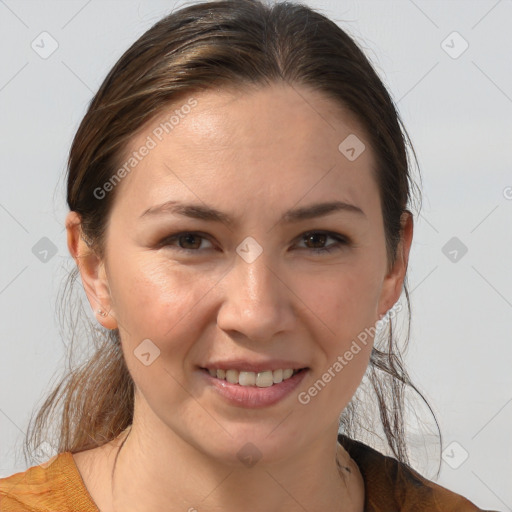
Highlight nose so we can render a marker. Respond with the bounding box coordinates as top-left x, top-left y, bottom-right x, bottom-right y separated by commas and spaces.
216, 249, 295, 343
